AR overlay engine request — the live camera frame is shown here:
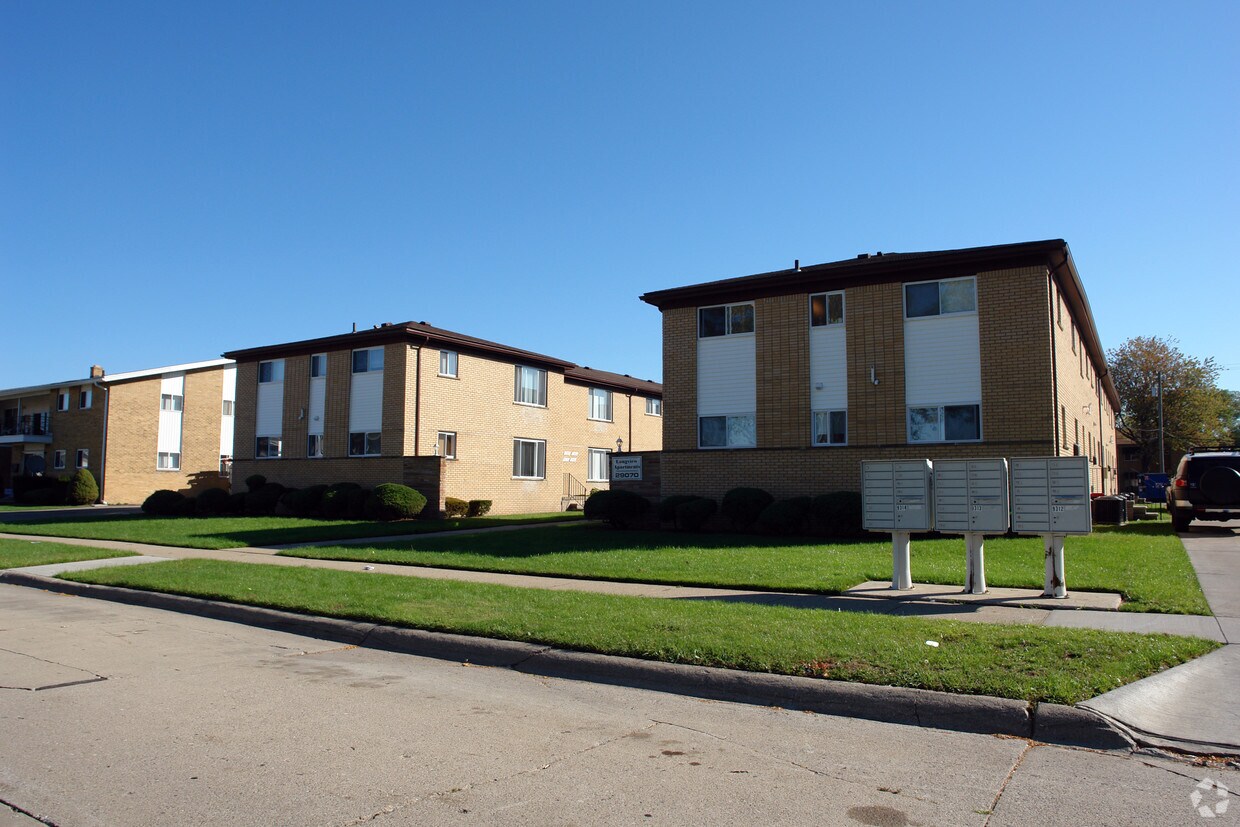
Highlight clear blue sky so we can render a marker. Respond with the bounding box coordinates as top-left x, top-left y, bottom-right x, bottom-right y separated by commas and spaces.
3, 1, 1237, 391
